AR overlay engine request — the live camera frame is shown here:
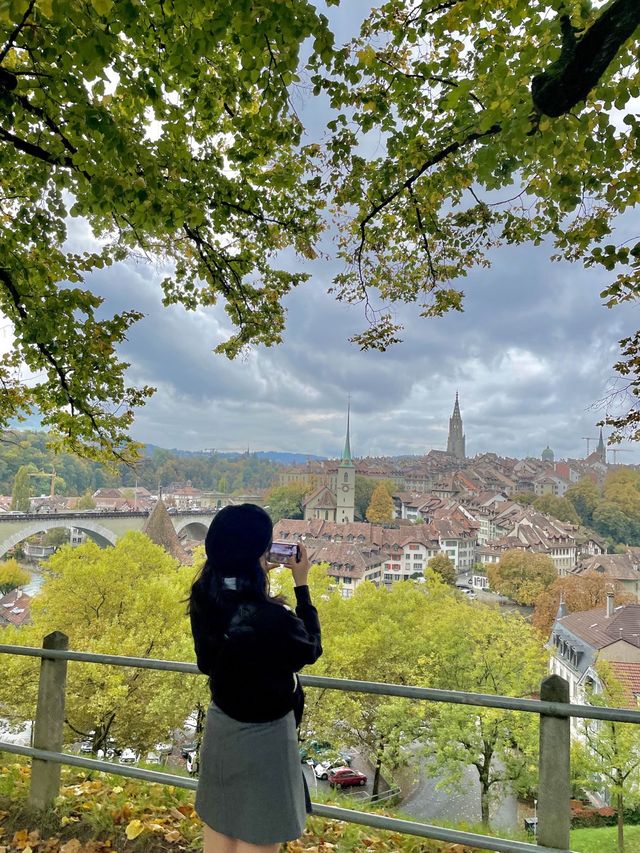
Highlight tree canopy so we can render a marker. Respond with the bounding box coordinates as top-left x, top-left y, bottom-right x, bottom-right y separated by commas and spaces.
532, 572, 633, 635
573, 662, 640, 853
487, 549, 557, 605
427, 553, 456, 585
1, 0, 639, 458
365, 482, 394, 523
0, 532, 203, 754
0, 558, 30, 594
264, 481, 309, 522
